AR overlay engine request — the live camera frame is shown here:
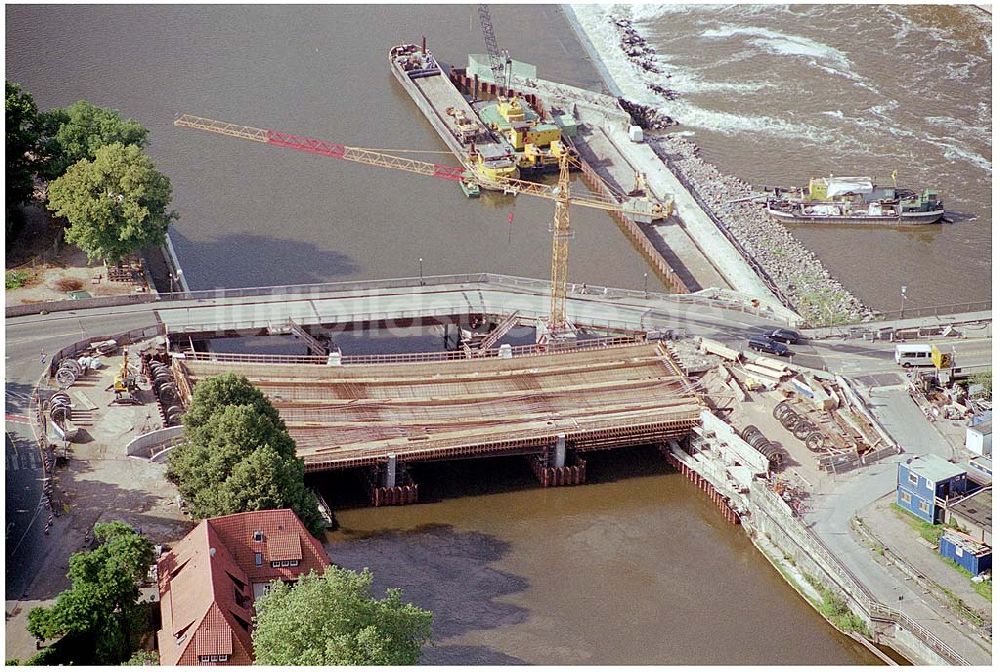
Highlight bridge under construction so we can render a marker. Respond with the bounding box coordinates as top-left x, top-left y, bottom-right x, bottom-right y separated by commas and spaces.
172, 337, 702, 503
